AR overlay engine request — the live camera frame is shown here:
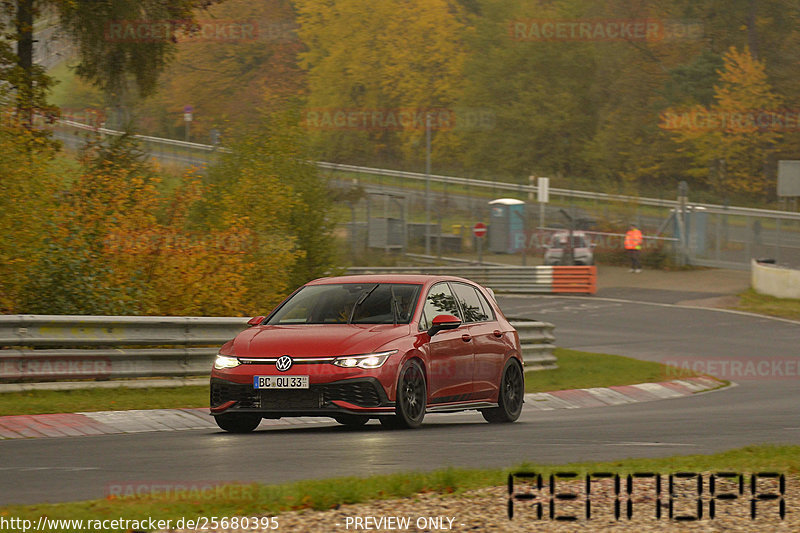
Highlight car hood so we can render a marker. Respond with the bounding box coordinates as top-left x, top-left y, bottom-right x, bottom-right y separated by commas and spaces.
228, 324, 412, 358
